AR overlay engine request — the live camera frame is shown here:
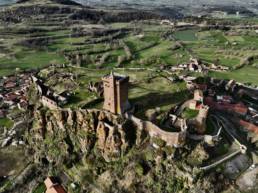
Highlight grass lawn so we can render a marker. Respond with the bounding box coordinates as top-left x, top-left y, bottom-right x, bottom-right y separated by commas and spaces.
0, 49, 66, 76
65, 90, 95, 108
208, 66, 258, 85
0, 117, 13, 129
128, 75, 188, 118
181, 108, 199, 119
